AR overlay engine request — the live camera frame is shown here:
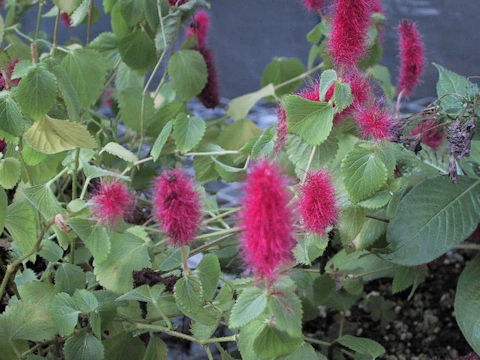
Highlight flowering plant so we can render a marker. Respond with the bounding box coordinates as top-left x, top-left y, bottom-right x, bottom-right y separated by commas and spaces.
0, 0, 479, 359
